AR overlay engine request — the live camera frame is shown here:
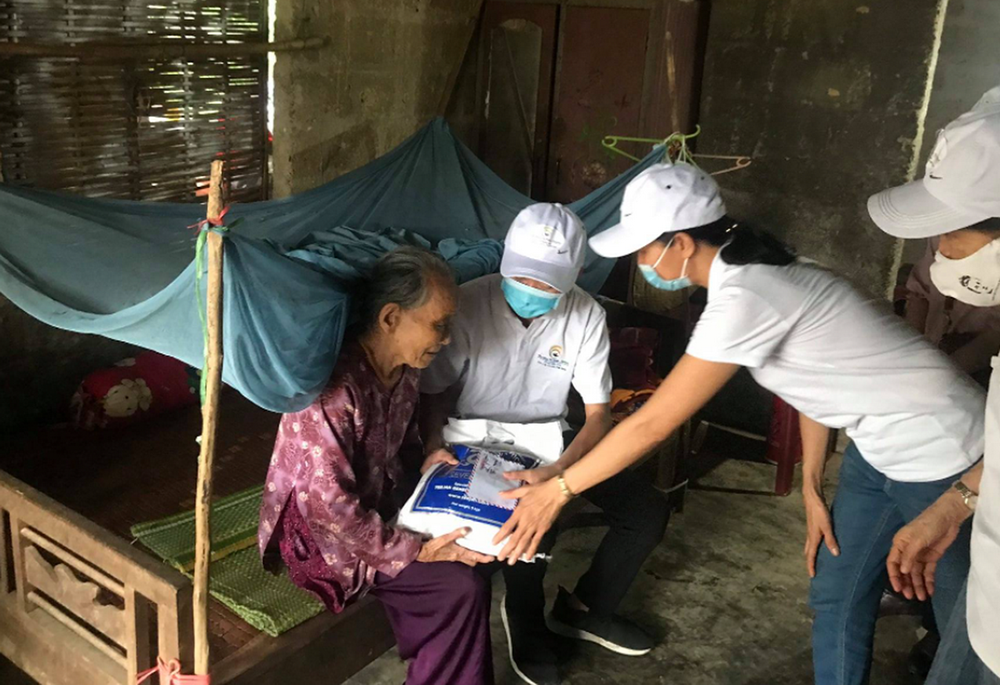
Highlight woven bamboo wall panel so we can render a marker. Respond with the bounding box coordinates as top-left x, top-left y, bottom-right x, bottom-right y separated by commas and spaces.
0, 0, 268, 202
